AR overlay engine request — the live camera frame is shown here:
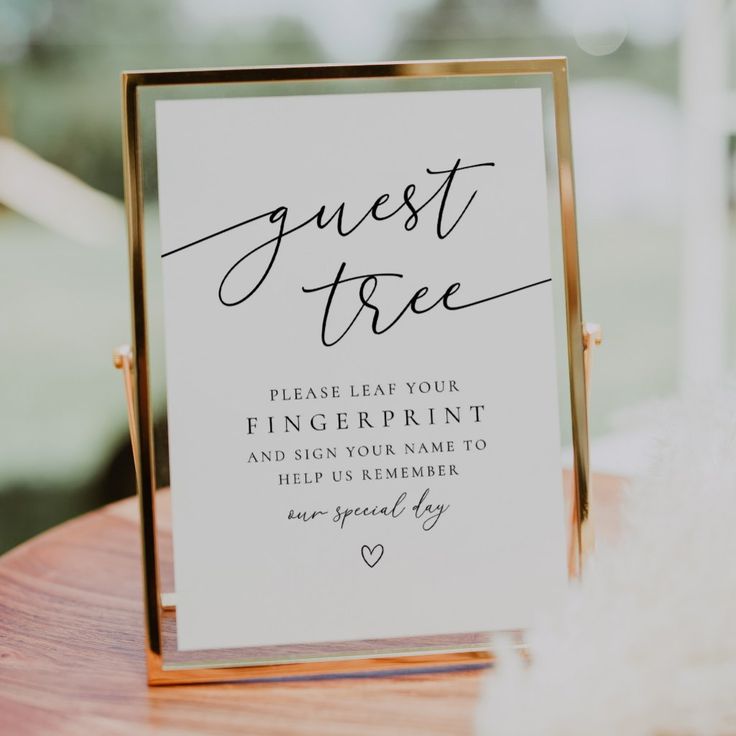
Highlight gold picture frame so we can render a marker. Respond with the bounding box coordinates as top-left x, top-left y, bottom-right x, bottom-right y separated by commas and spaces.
118, 57, 591, 685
